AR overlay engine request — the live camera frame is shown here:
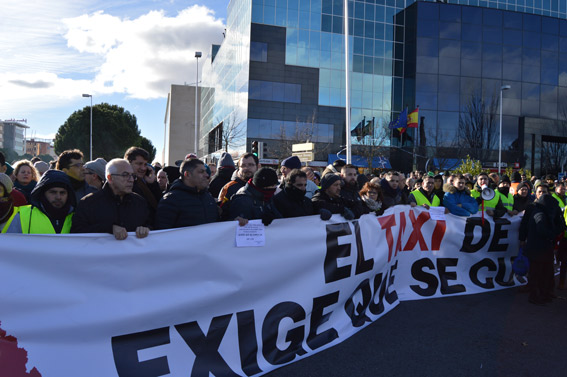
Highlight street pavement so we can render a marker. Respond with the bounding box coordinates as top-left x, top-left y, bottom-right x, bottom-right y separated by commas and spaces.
266, 285, 567, 377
